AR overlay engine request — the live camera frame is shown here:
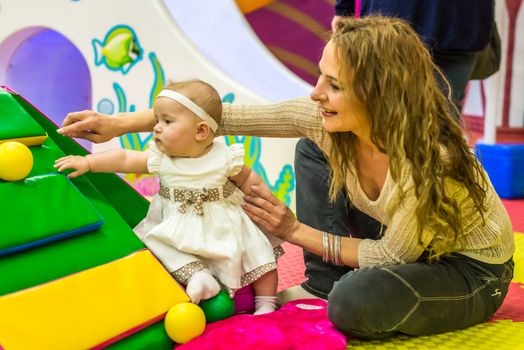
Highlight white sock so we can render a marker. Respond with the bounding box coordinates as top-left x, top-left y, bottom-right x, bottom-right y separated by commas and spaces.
185, 269, 220, 304
254, 296, 278, 315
